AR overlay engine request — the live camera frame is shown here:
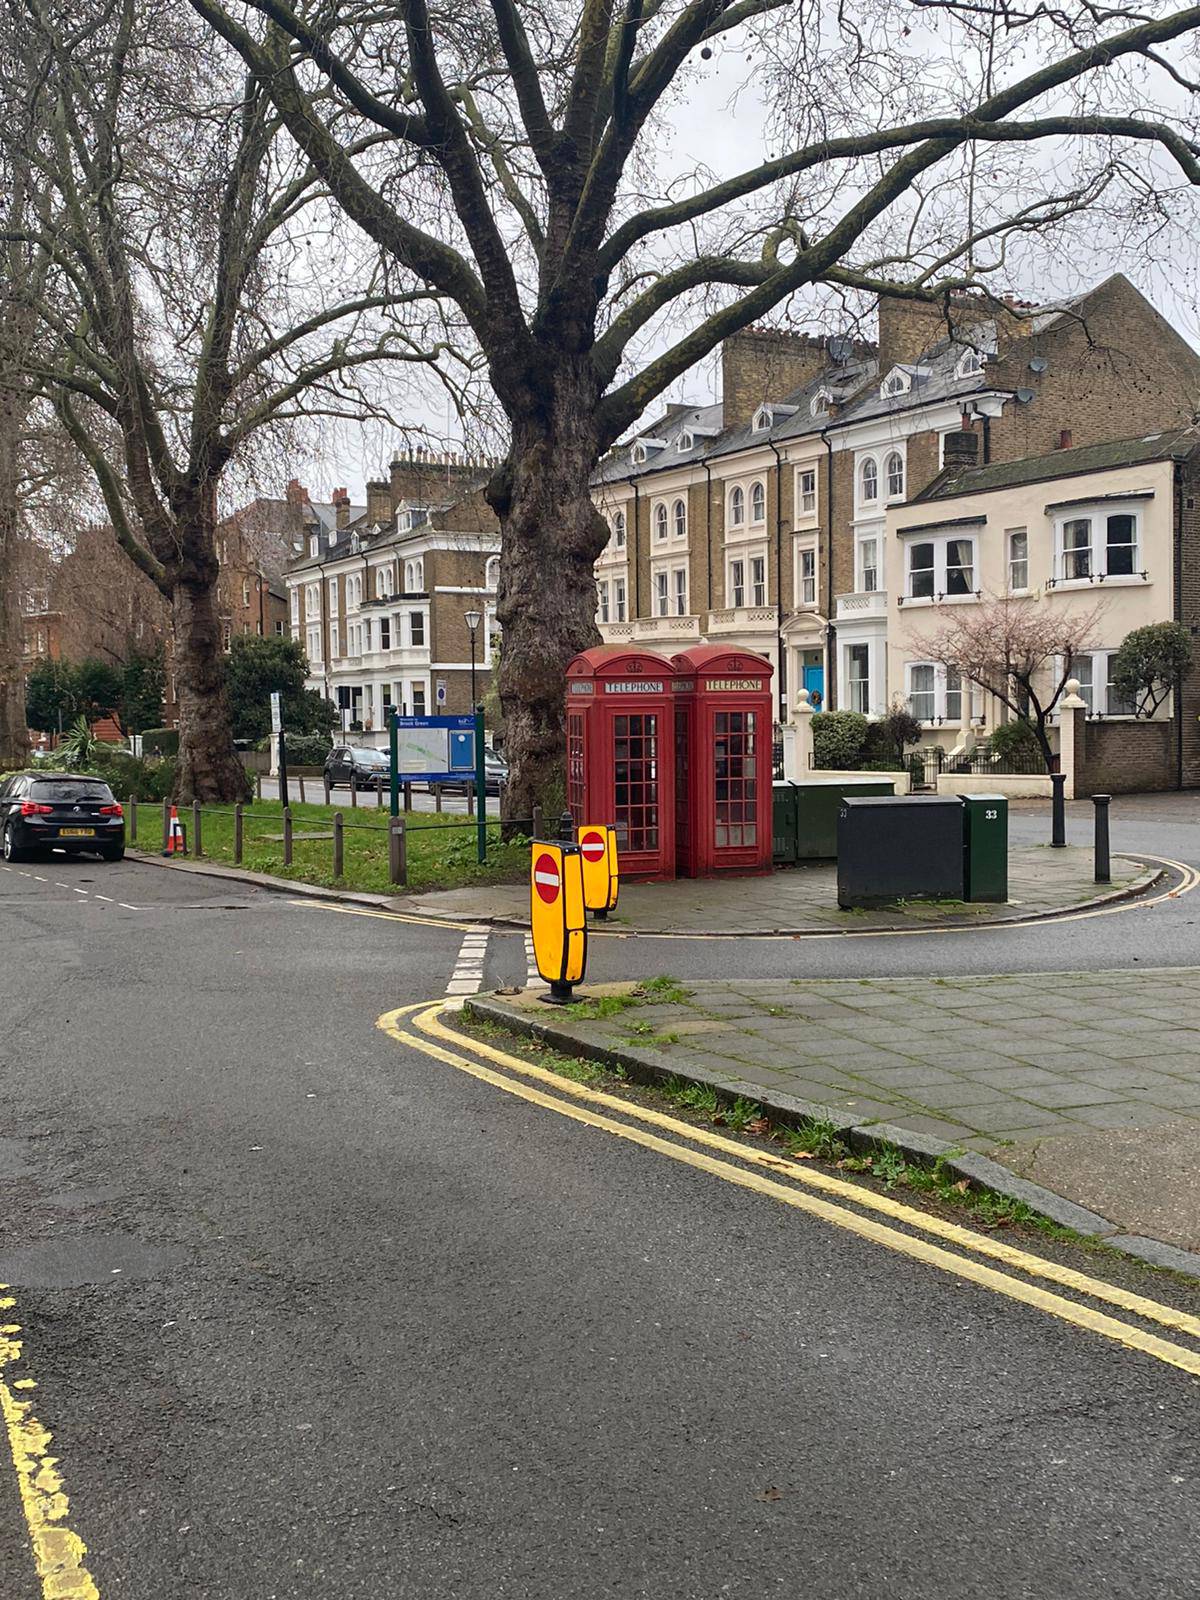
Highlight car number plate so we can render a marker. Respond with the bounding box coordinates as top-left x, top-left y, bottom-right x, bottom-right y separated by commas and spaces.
59, 827, 95, 837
